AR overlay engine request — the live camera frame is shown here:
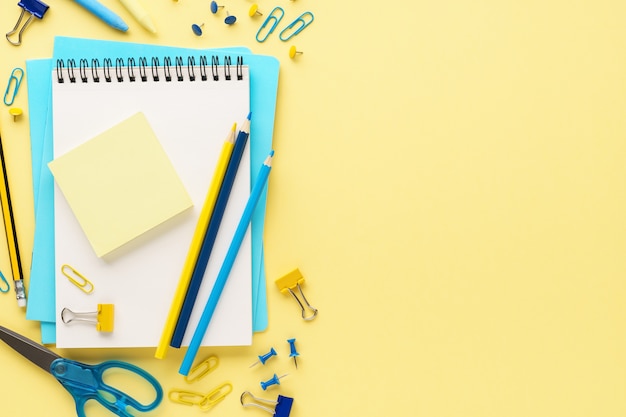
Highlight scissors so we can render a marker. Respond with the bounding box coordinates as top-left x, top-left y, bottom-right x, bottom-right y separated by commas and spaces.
0, 325, 163, 417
